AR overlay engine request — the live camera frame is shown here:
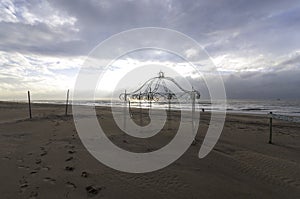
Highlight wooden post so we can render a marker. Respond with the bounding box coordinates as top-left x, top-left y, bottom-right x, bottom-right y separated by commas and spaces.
123, 90, 127, 130
139, 93, 143, 126
65, 89, 69, 116
129, 100, 132, 117
192, 90, 196, 136
167, 97, 171, 131
124, 90, 127, 102
168, 99, 171, 114
149, 87, 152, 108
27, 91, 32, 119
269, 112, 273, 144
